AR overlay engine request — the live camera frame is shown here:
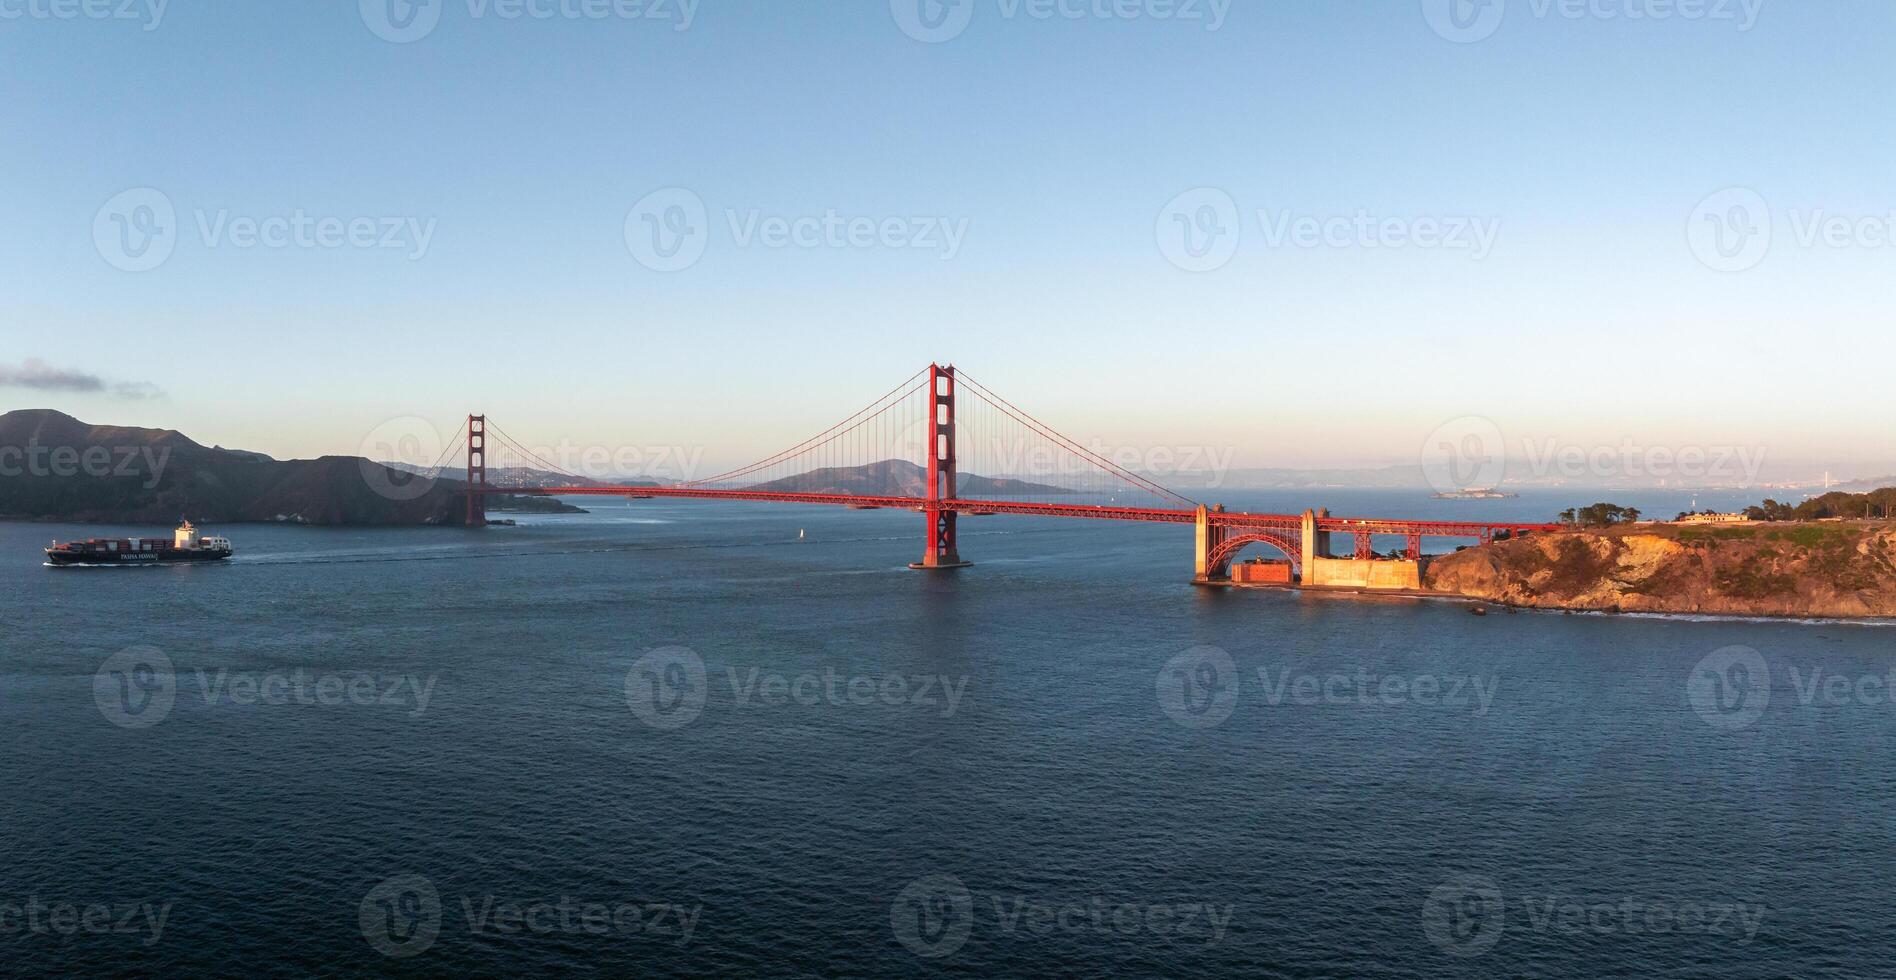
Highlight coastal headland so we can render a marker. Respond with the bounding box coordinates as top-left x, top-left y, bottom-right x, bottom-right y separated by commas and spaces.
1213, 519, 1896, 621
1423, 521, 1896, 619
